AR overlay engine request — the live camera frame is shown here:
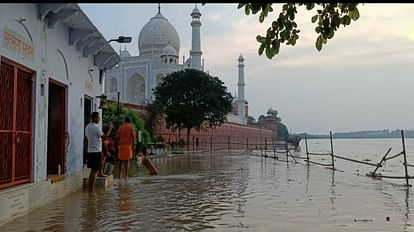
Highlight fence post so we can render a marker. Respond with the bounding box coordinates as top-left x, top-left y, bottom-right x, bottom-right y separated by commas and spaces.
305, 135, 309, 163
330, 131, 335, 170
285, 140, 288, 162
210, 136, 212, 151
261, 140, 263, 156
401, 130, 410, 187
246, 138, 249, 150
192, 136, 194, 151
272, 138, 276, 157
